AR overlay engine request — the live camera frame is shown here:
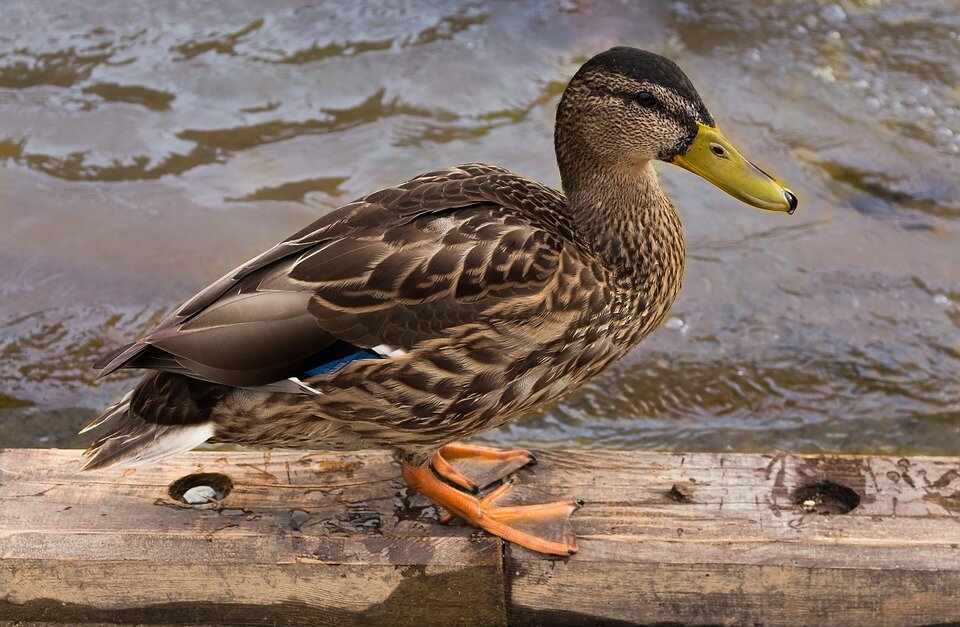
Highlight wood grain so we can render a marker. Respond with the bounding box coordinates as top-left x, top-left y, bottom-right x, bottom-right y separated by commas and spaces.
1, 448, 958, 625
0, 448, 506, 625
503, 451, 960, 626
